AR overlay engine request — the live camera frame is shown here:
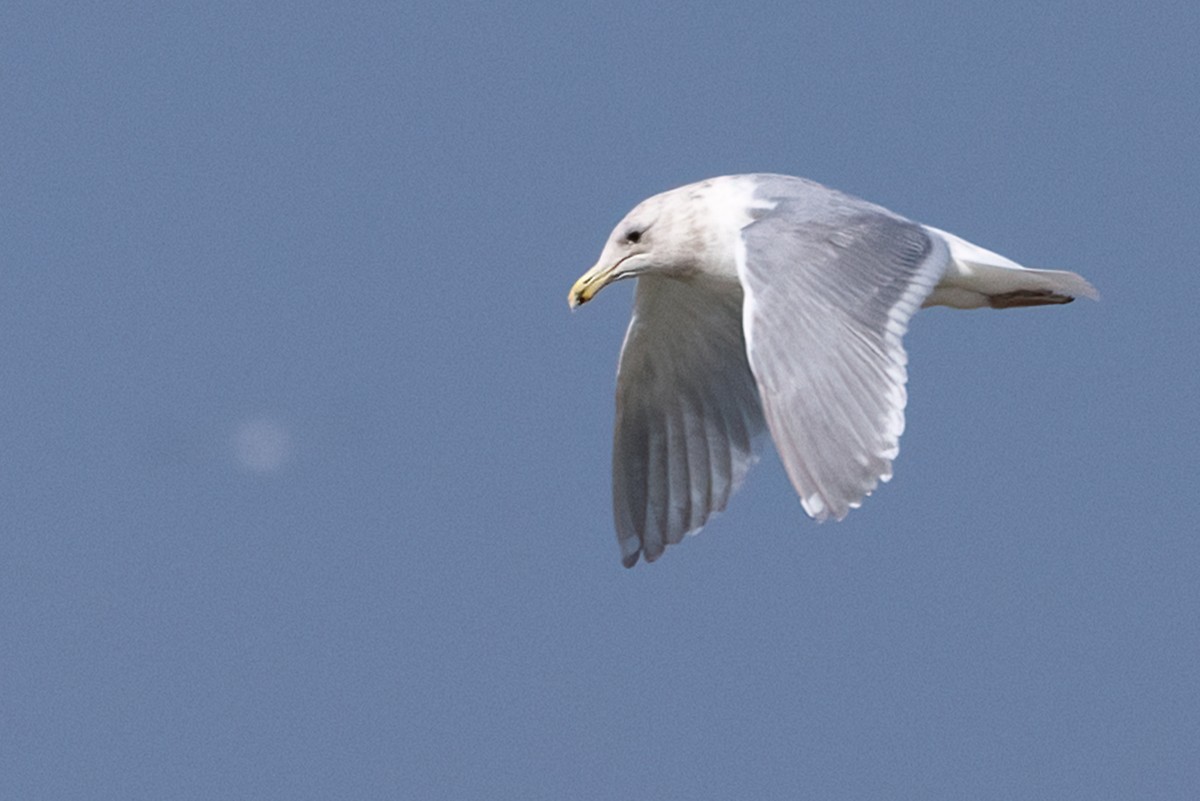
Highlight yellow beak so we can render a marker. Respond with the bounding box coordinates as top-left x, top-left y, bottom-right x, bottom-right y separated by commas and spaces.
568, 261, 614, 309
568, 255, 633, 309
